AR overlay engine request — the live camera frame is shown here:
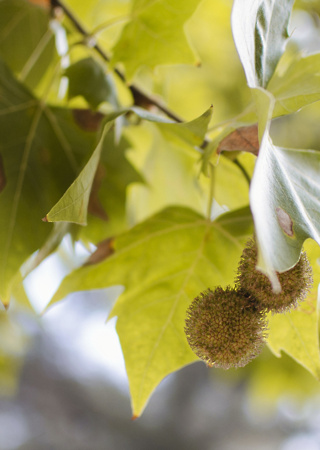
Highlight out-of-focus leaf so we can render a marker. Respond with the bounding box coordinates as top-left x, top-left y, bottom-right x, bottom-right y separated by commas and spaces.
267, 239, 320, 379
112, 0, 200, 80
125, 123, 207, 225
45, 122, 113, 225
80, 127, 144, 244
0, 312, 29, 395
0, 59, 98, 305
0, 0, 56, 89
65, 58, 112, 109
105, 105, 213, 148
21, 222, 71, 279
231, 0, 294, 88
269, 53, 320, 117
49, 206, 253, 416
213, 155, 251, 210
217, 124, 259, 156
11, 273, 33, 311
28, 0, 50, 8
